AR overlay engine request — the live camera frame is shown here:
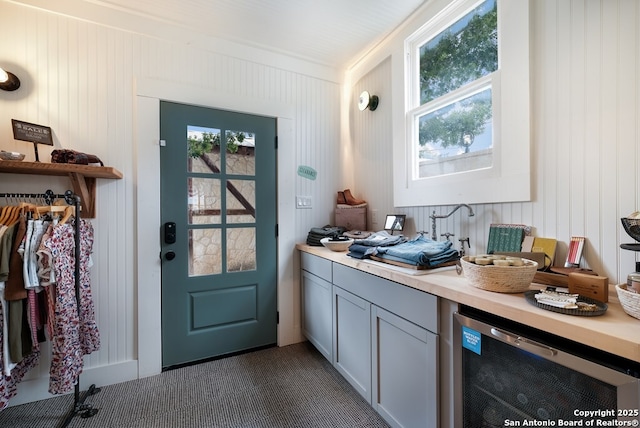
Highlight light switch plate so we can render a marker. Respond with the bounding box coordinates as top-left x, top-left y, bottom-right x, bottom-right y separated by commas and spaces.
296, 196, 312, 209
